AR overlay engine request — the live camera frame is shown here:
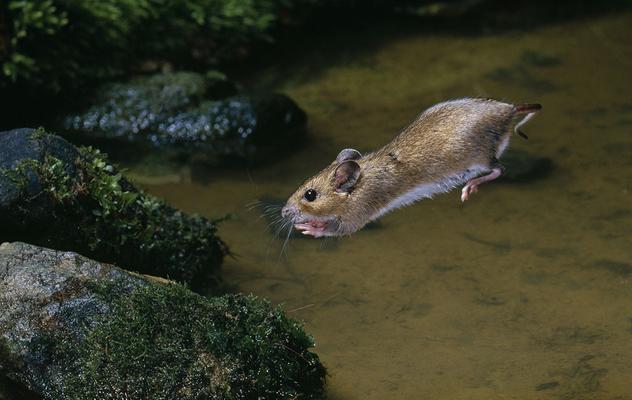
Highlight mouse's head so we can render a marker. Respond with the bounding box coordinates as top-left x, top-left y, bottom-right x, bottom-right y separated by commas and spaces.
281, 148, 368, 237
